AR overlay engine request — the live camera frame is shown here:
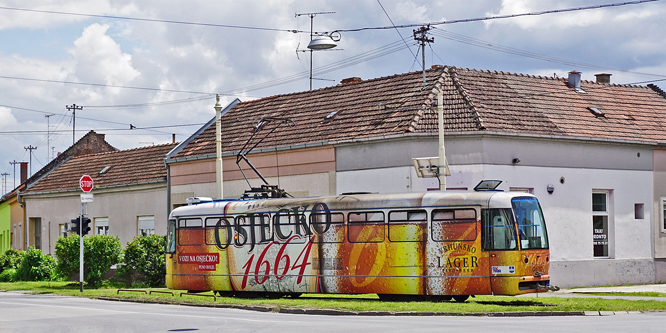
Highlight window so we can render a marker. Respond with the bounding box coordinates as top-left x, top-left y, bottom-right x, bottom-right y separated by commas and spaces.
593, 191, 611, 258
388, 210, 426, 242
634, 203, 644, 220
661, 198, 666, 232
138, 216, 155, 236
59, 224, 67, 238
166, 220, 176, 254
482, 209, 517, 250
431, 209, 477, 242
348, 211, 385, 243
95, 217, 109, 235
512, 197, 549, 249
205, 217, 231, 246
310, 211, 344, 243
178, 218, 203, 246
